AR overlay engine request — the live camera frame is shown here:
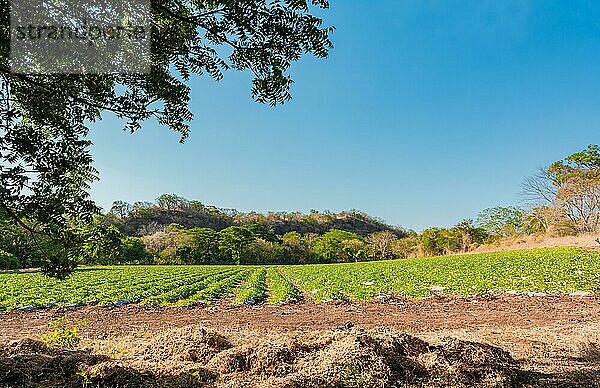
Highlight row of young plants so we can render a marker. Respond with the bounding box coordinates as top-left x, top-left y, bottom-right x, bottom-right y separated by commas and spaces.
281, 247, 600, 302
234, 268, 267, 304
1, 247, 597, 308
0, 265, 301, 310
0, 266, 225, 310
